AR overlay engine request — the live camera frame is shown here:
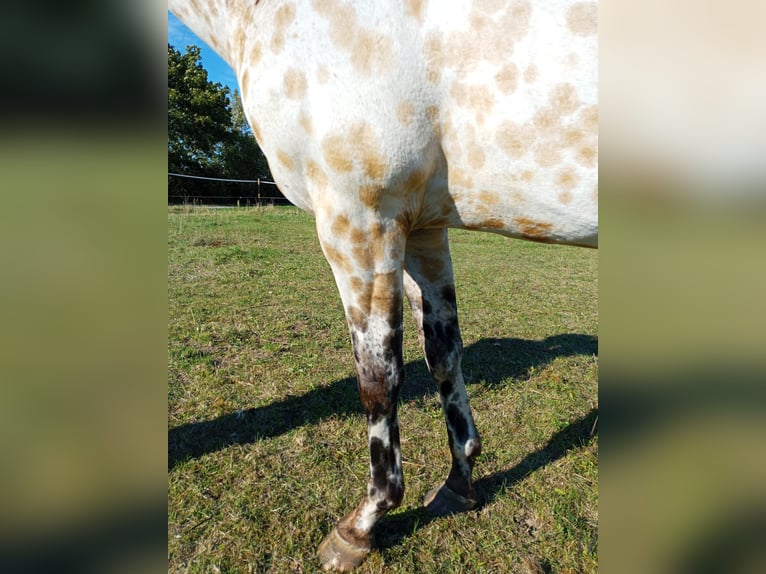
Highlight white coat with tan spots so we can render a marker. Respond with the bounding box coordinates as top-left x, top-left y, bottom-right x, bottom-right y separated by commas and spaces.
168, 0, 597, 570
